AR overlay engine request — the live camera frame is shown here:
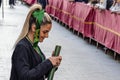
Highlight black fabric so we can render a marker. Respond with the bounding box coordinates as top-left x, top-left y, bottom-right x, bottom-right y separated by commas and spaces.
75, 0, 88, 3
75, 0, 83, 2
9, 0, 15, 5
106, 0, 113, 10
0, 0, 1, 7
38, 0, 48, 9
10, 38, 53, 80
